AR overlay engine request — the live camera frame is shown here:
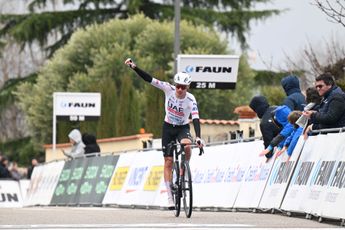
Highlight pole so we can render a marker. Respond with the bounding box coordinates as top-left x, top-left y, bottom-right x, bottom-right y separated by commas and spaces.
174, 0, 181, 74
52, 93, 57, 156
